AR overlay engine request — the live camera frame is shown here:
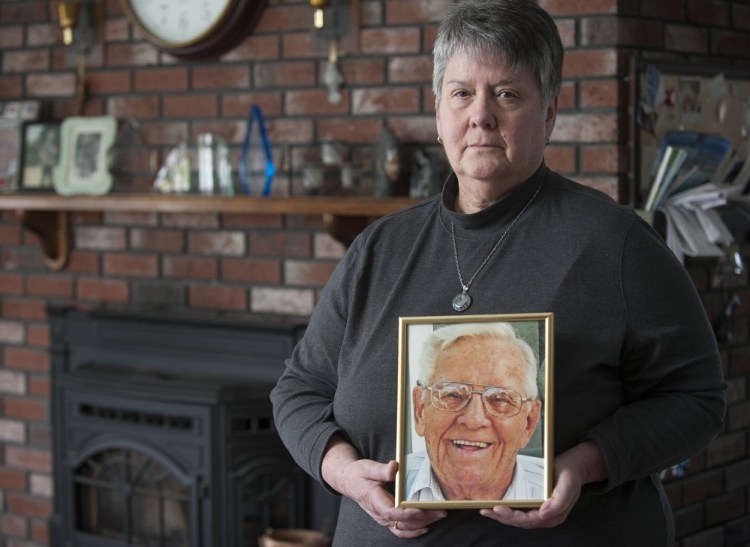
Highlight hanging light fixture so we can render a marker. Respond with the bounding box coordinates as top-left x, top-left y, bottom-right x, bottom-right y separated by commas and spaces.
57, 1, 81, 46
310, 0, 331, 29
